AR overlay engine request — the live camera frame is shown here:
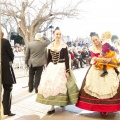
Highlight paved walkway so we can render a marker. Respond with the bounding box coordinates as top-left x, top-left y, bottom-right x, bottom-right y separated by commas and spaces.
3, 66, 120, 120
